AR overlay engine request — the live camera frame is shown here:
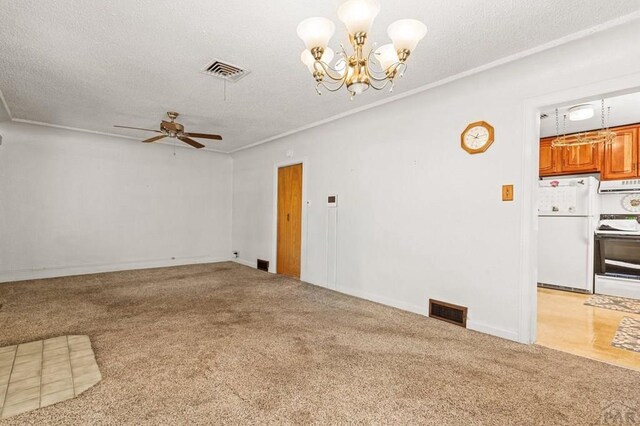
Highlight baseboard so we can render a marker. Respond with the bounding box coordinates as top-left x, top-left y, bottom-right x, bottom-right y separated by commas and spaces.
334, 285, 427, 317
233, 258, 256, 268
466, 320, 519, 342
331, 284, 519, 342
0, 256, 232, 283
